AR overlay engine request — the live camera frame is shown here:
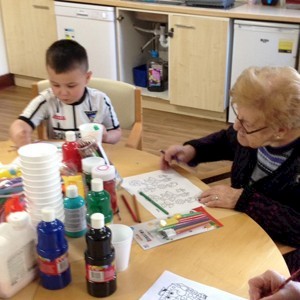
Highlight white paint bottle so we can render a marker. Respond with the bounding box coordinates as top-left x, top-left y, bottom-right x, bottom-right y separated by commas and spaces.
0, 211, 37, 298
